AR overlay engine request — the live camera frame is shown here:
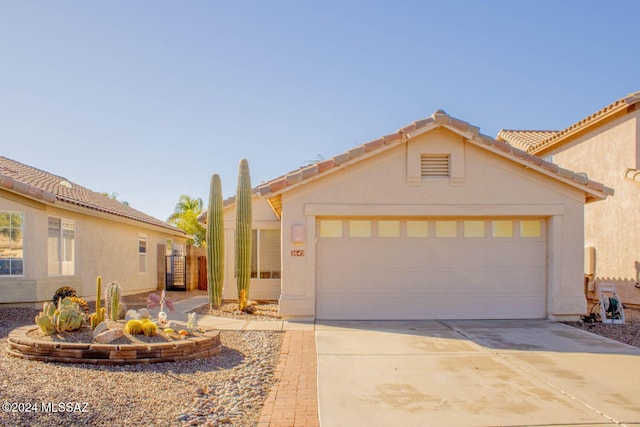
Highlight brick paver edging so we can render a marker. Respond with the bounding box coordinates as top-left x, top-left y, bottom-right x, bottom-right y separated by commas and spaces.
7, 325, 221, 365
258, 330, 319, 427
